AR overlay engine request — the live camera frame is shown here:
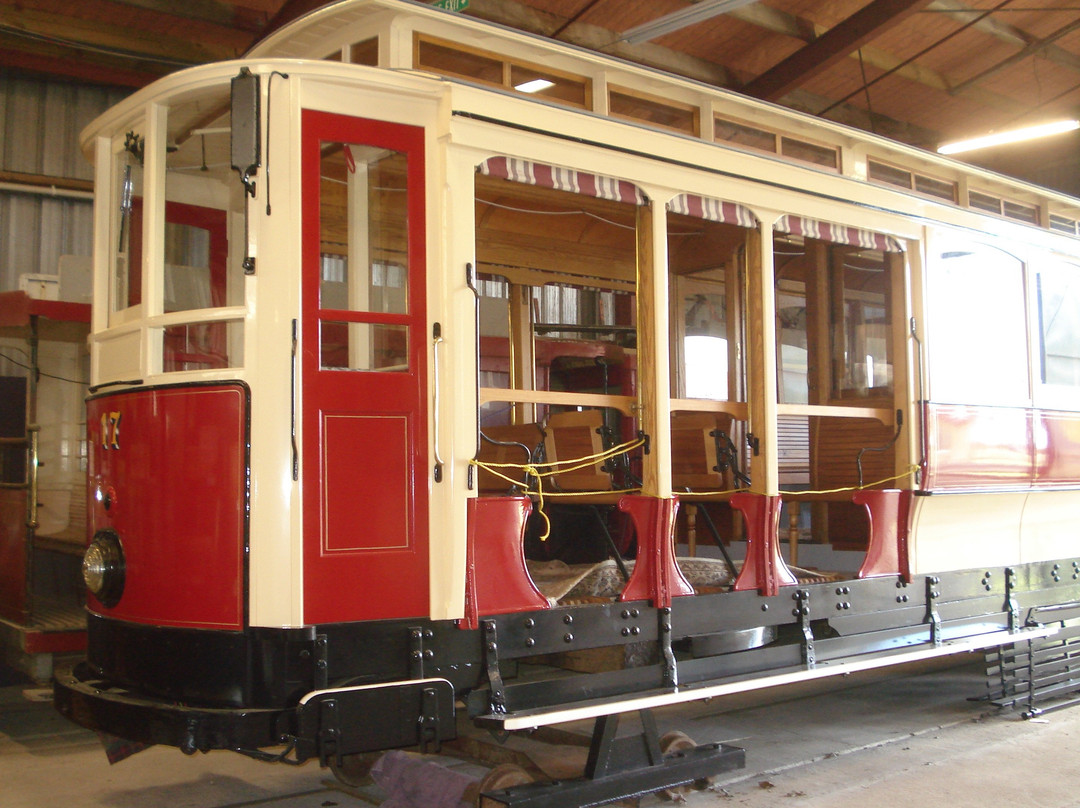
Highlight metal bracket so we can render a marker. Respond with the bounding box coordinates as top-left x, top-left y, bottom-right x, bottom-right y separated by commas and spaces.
479, 708, 745, 807
1005, 567, 1020, 632
586, 710, 662, 781
409, 626, 435, 679
925, 576, 942, 646
712, 429, 751, 487
659, 607, 677, 687
418, 686, 443, 754
314, 634, 329, 690
746, 432, 760, 456
793, 589, 815, 667
317, 697, 341, 768
483, 619, 507, 715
